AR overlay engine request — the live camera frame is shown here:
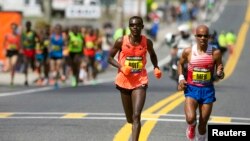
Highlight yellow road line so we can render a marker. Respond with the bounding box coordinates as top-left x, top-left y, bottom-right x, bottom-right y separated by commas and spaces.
143, 91, 183, 114
210, 116, 232, 123
0, 113, 13, 118
61, 113, 88, 119
224, 0, 250, 79
224, 23, 249, 79
113, 92, 183, 141
139, 96, 185, 141
245, 0, 250, 23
